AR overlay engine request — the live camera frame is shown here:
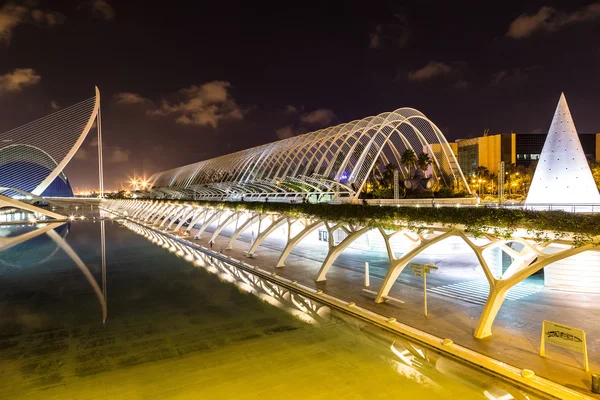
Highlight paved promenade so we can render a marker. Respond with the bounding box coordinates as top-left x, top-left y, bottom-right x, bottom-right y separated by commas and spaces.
184, 224, 600, 397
